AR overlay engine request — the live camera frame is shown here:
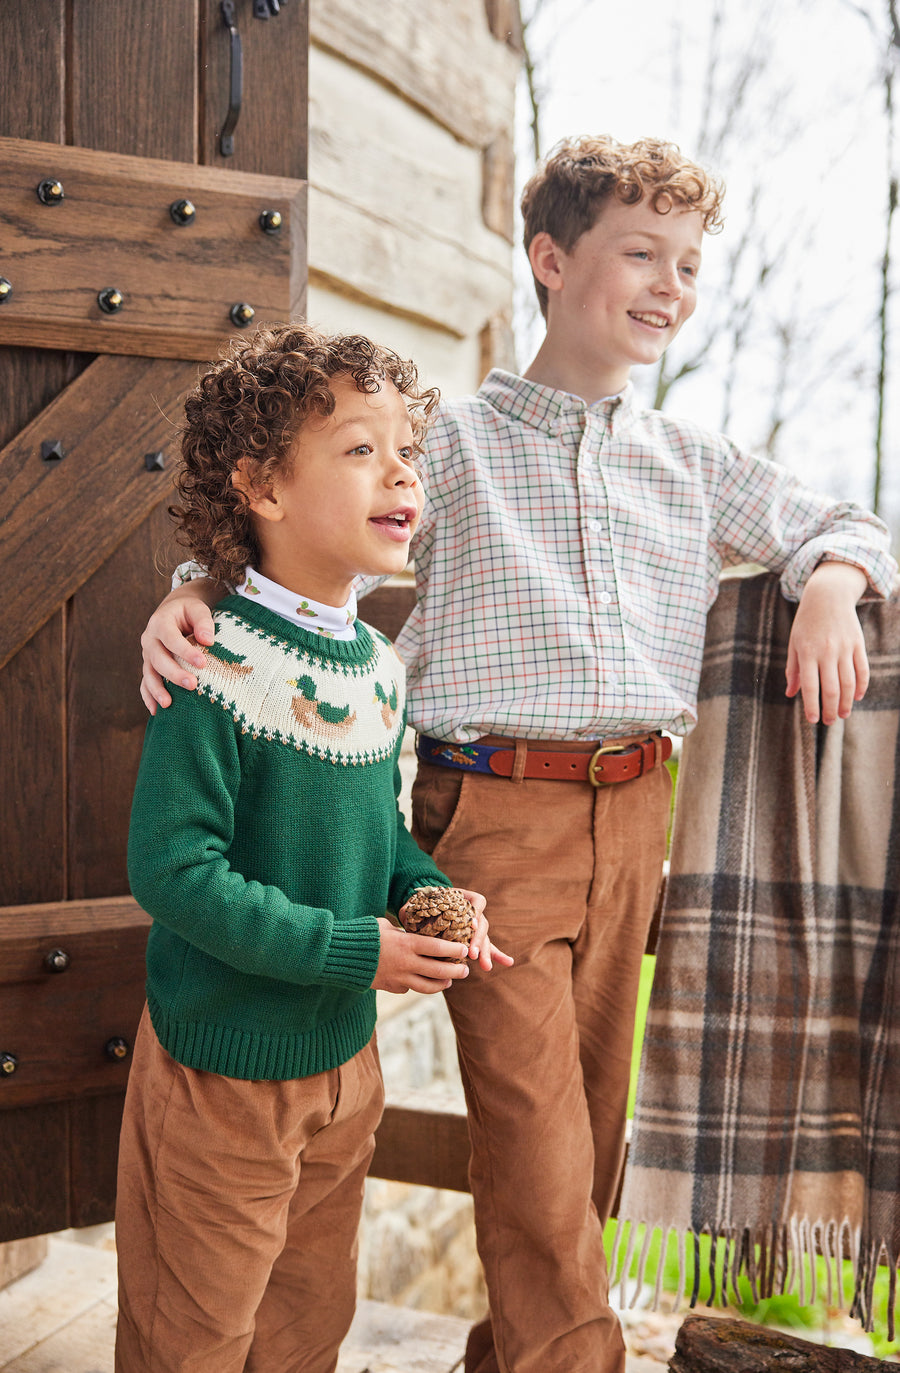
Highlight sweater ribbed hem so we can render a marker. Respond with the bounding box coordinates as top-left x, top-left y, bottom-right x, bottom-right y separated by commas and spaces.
147, 990, 376, 1080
